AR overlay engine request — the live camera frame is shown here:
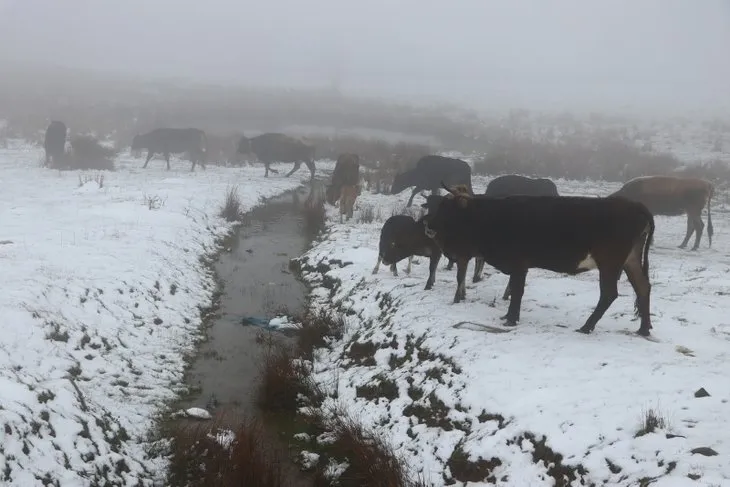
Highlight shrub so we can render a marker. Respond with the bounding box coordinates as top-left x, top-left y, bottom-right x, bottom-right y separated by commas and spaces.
219, 185, 243, 222
166, 416, 286, 487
